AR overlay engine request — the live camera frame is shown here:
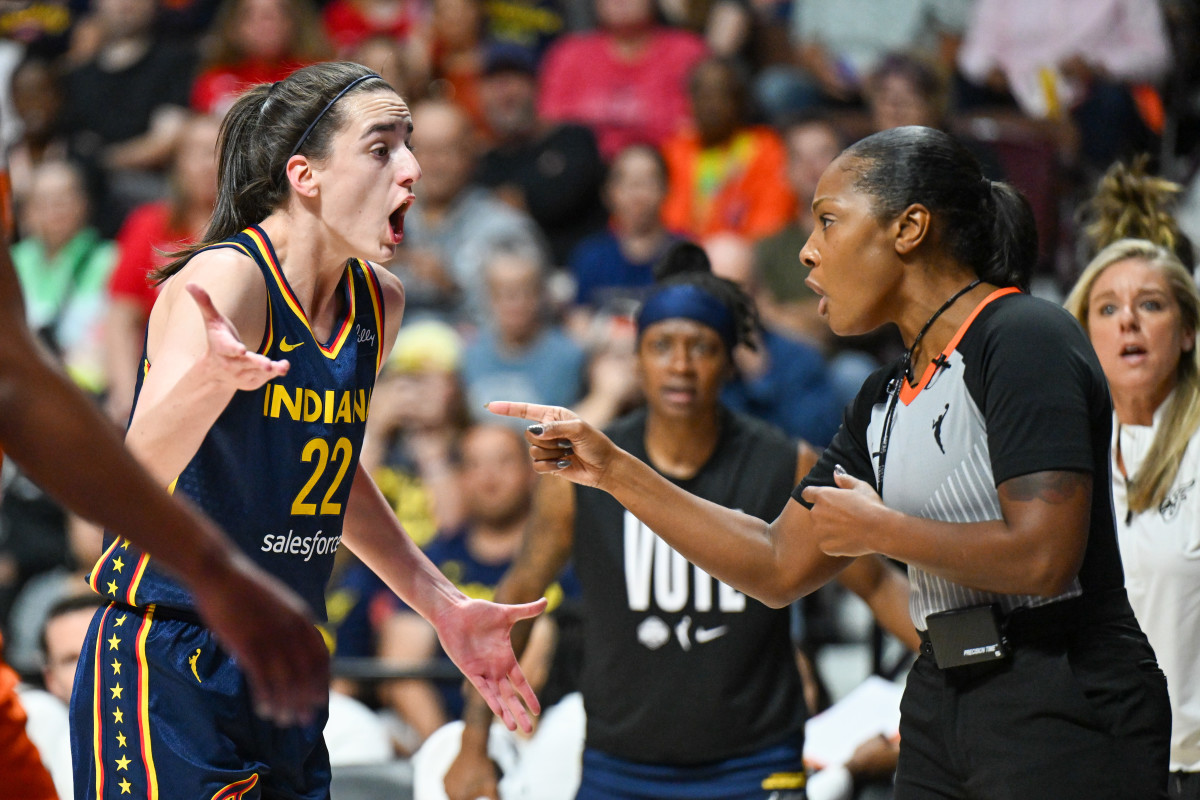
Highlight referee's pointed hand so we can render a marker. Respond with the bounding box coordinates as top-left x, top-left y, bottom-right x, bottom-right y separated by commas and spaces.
486, 401, 617, 490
